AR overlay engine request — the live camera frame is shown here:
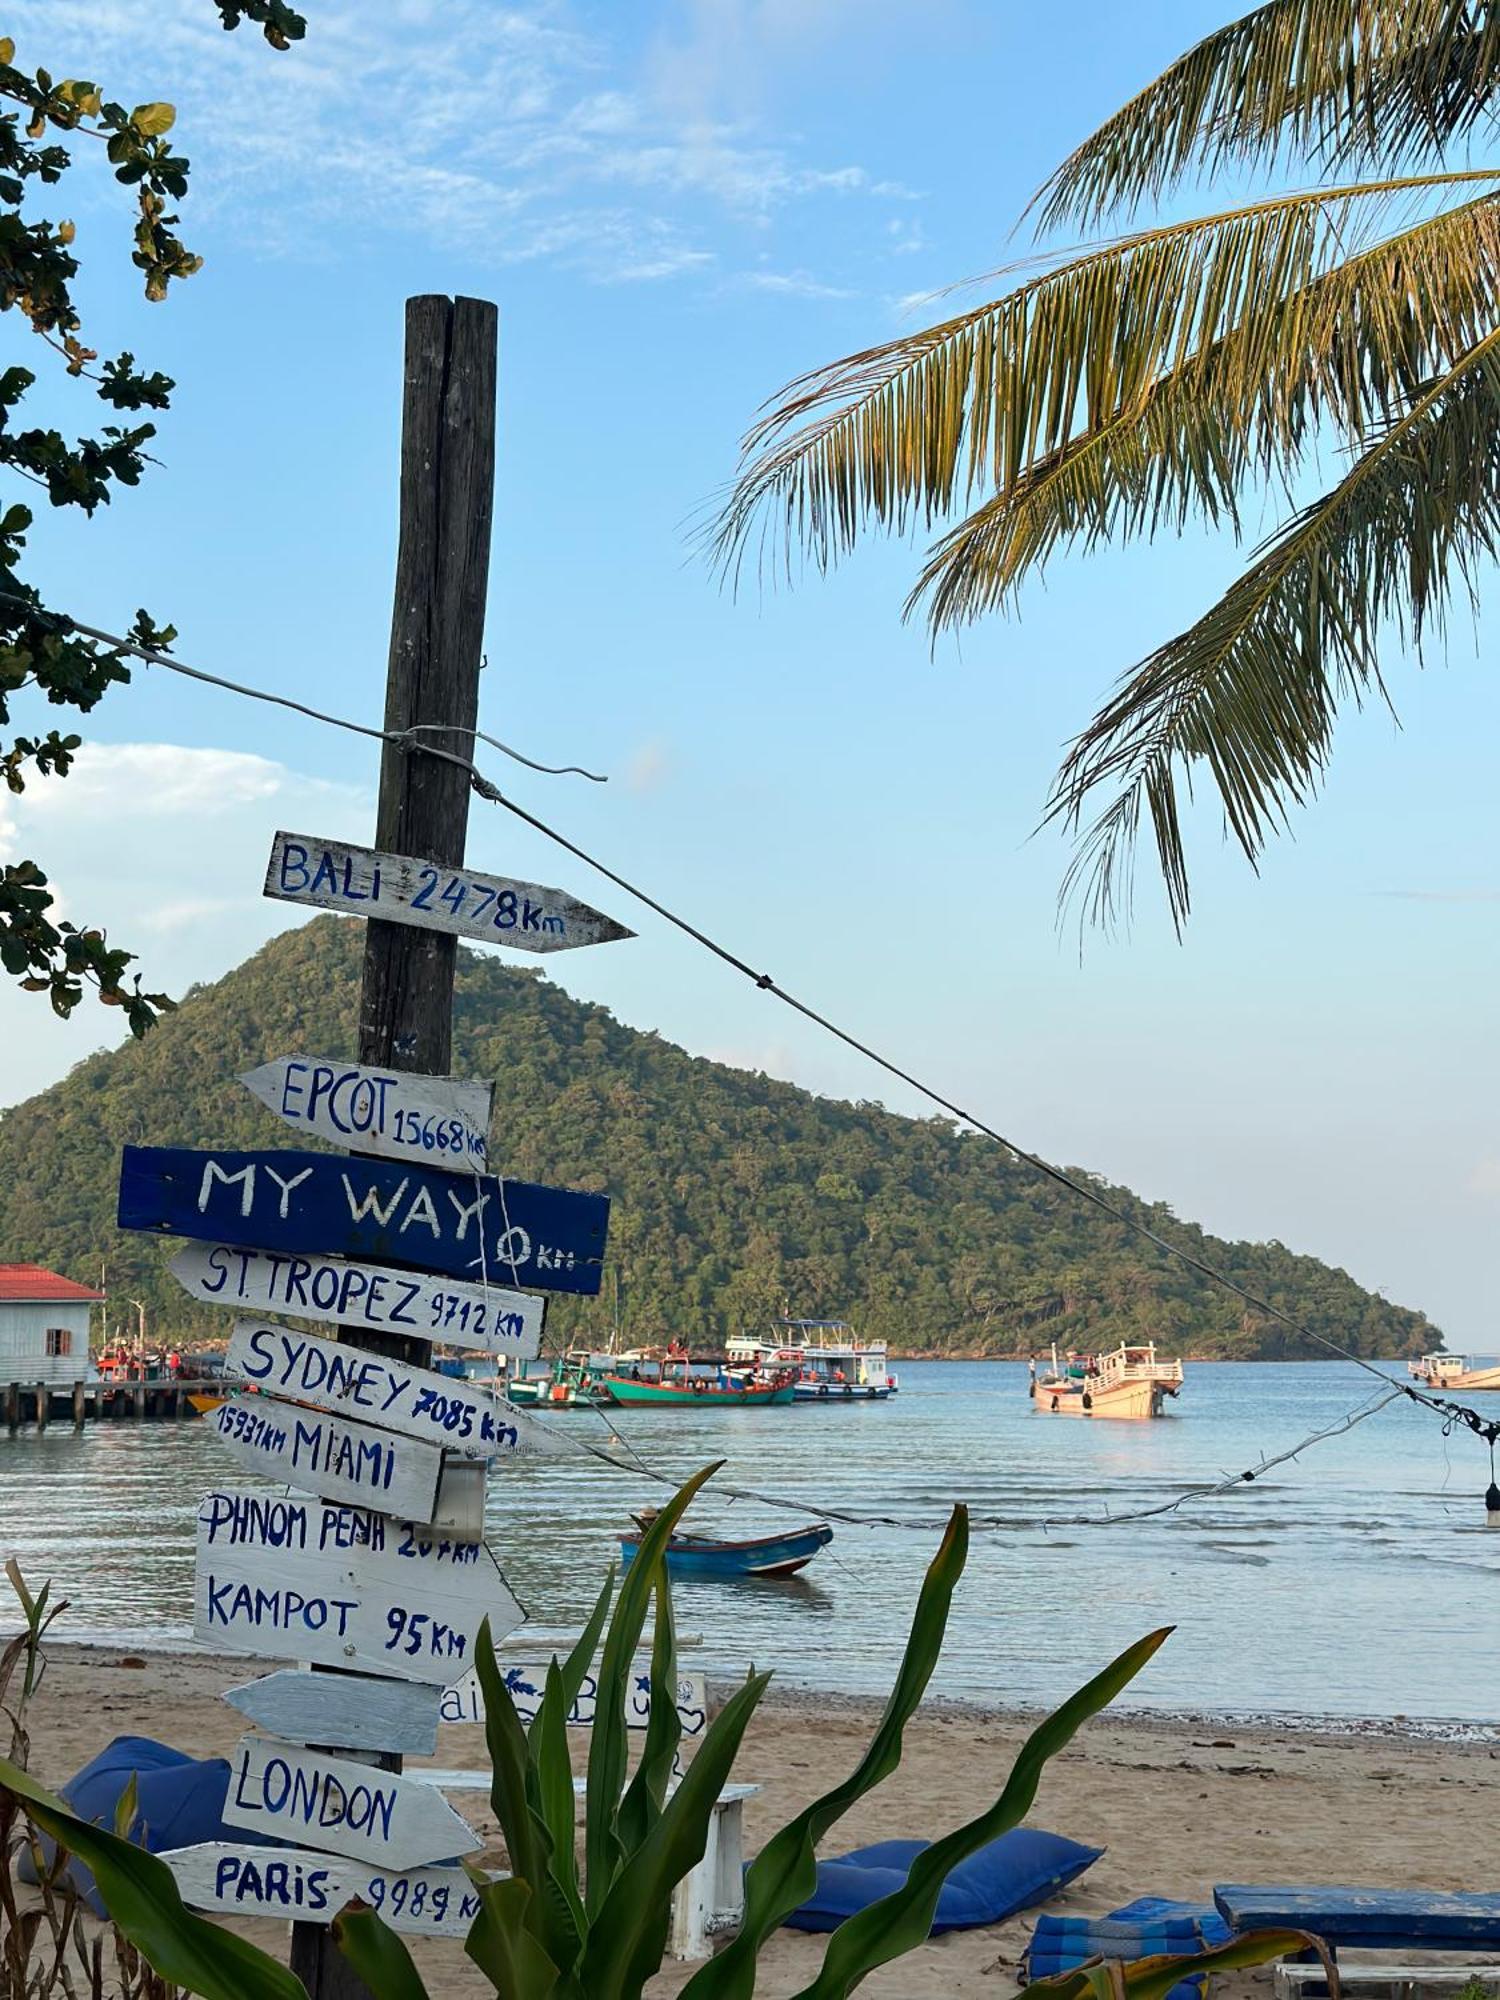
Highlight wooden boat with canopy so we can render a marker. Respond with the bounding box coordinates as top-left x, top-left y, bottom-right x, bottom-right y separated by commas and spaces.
1028, 1341, 1184, 1419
